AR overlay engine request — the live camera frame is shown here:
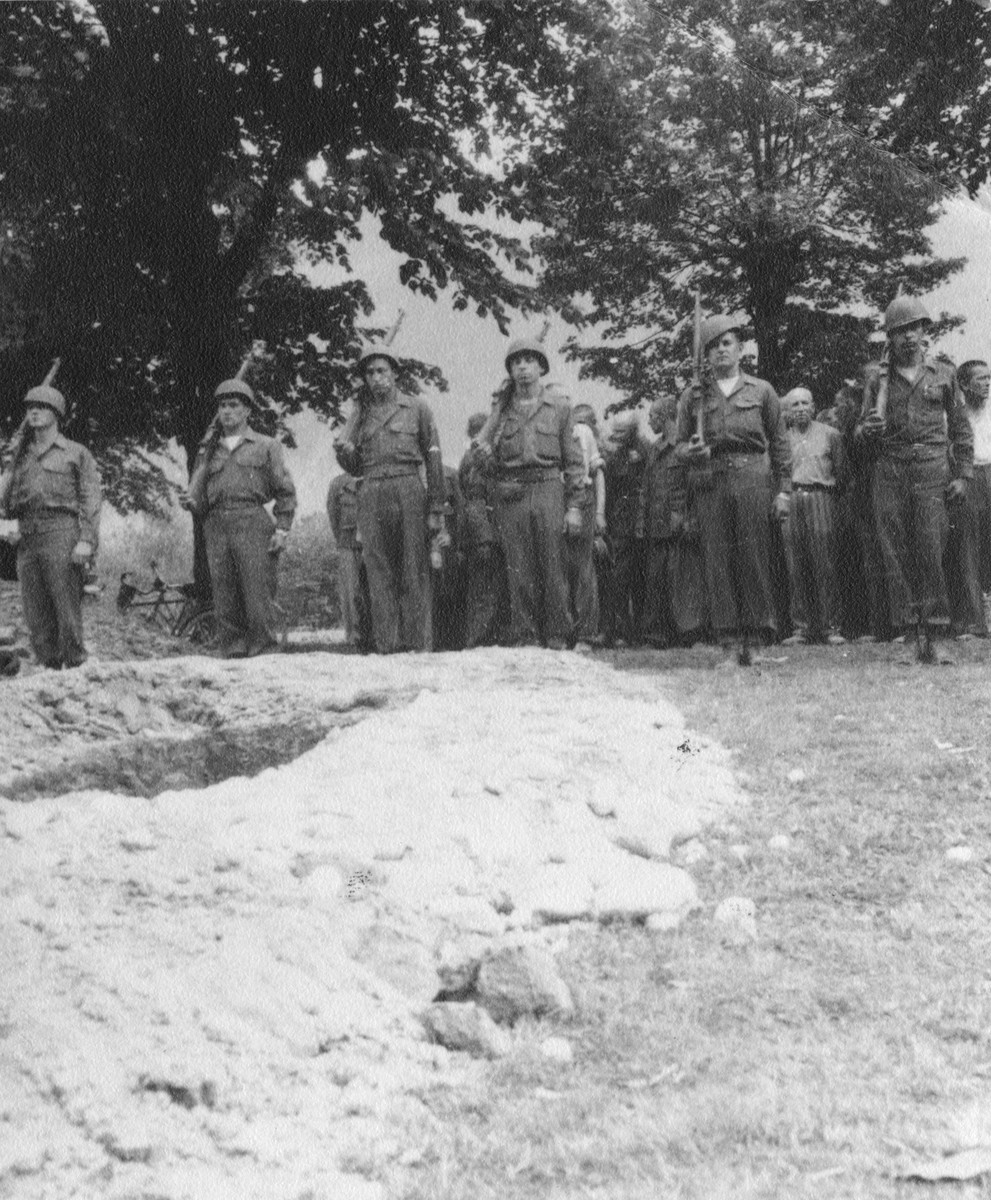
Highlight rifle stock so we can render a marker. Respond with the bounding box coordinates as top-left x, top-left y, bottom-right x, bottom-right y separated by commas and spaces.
691, 291, 705, 444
